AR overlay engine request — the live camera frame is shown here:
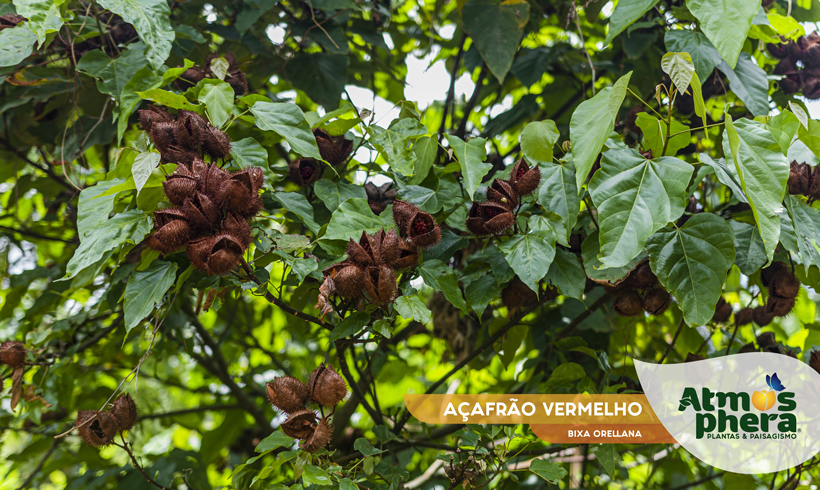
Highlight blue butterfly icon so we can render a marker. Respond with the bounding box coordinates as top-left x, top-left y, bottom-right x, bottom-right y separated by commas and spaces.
766, 373, 786, 392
